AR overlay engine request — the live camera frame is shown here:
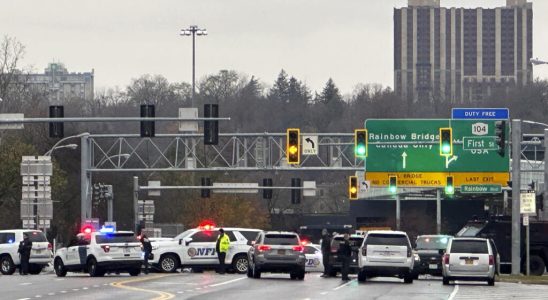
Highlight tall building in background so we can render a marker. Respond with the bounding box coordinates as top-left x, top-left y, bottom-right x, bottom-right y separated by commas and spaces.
394, 0, 532, 104
27, 63, 94, 103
